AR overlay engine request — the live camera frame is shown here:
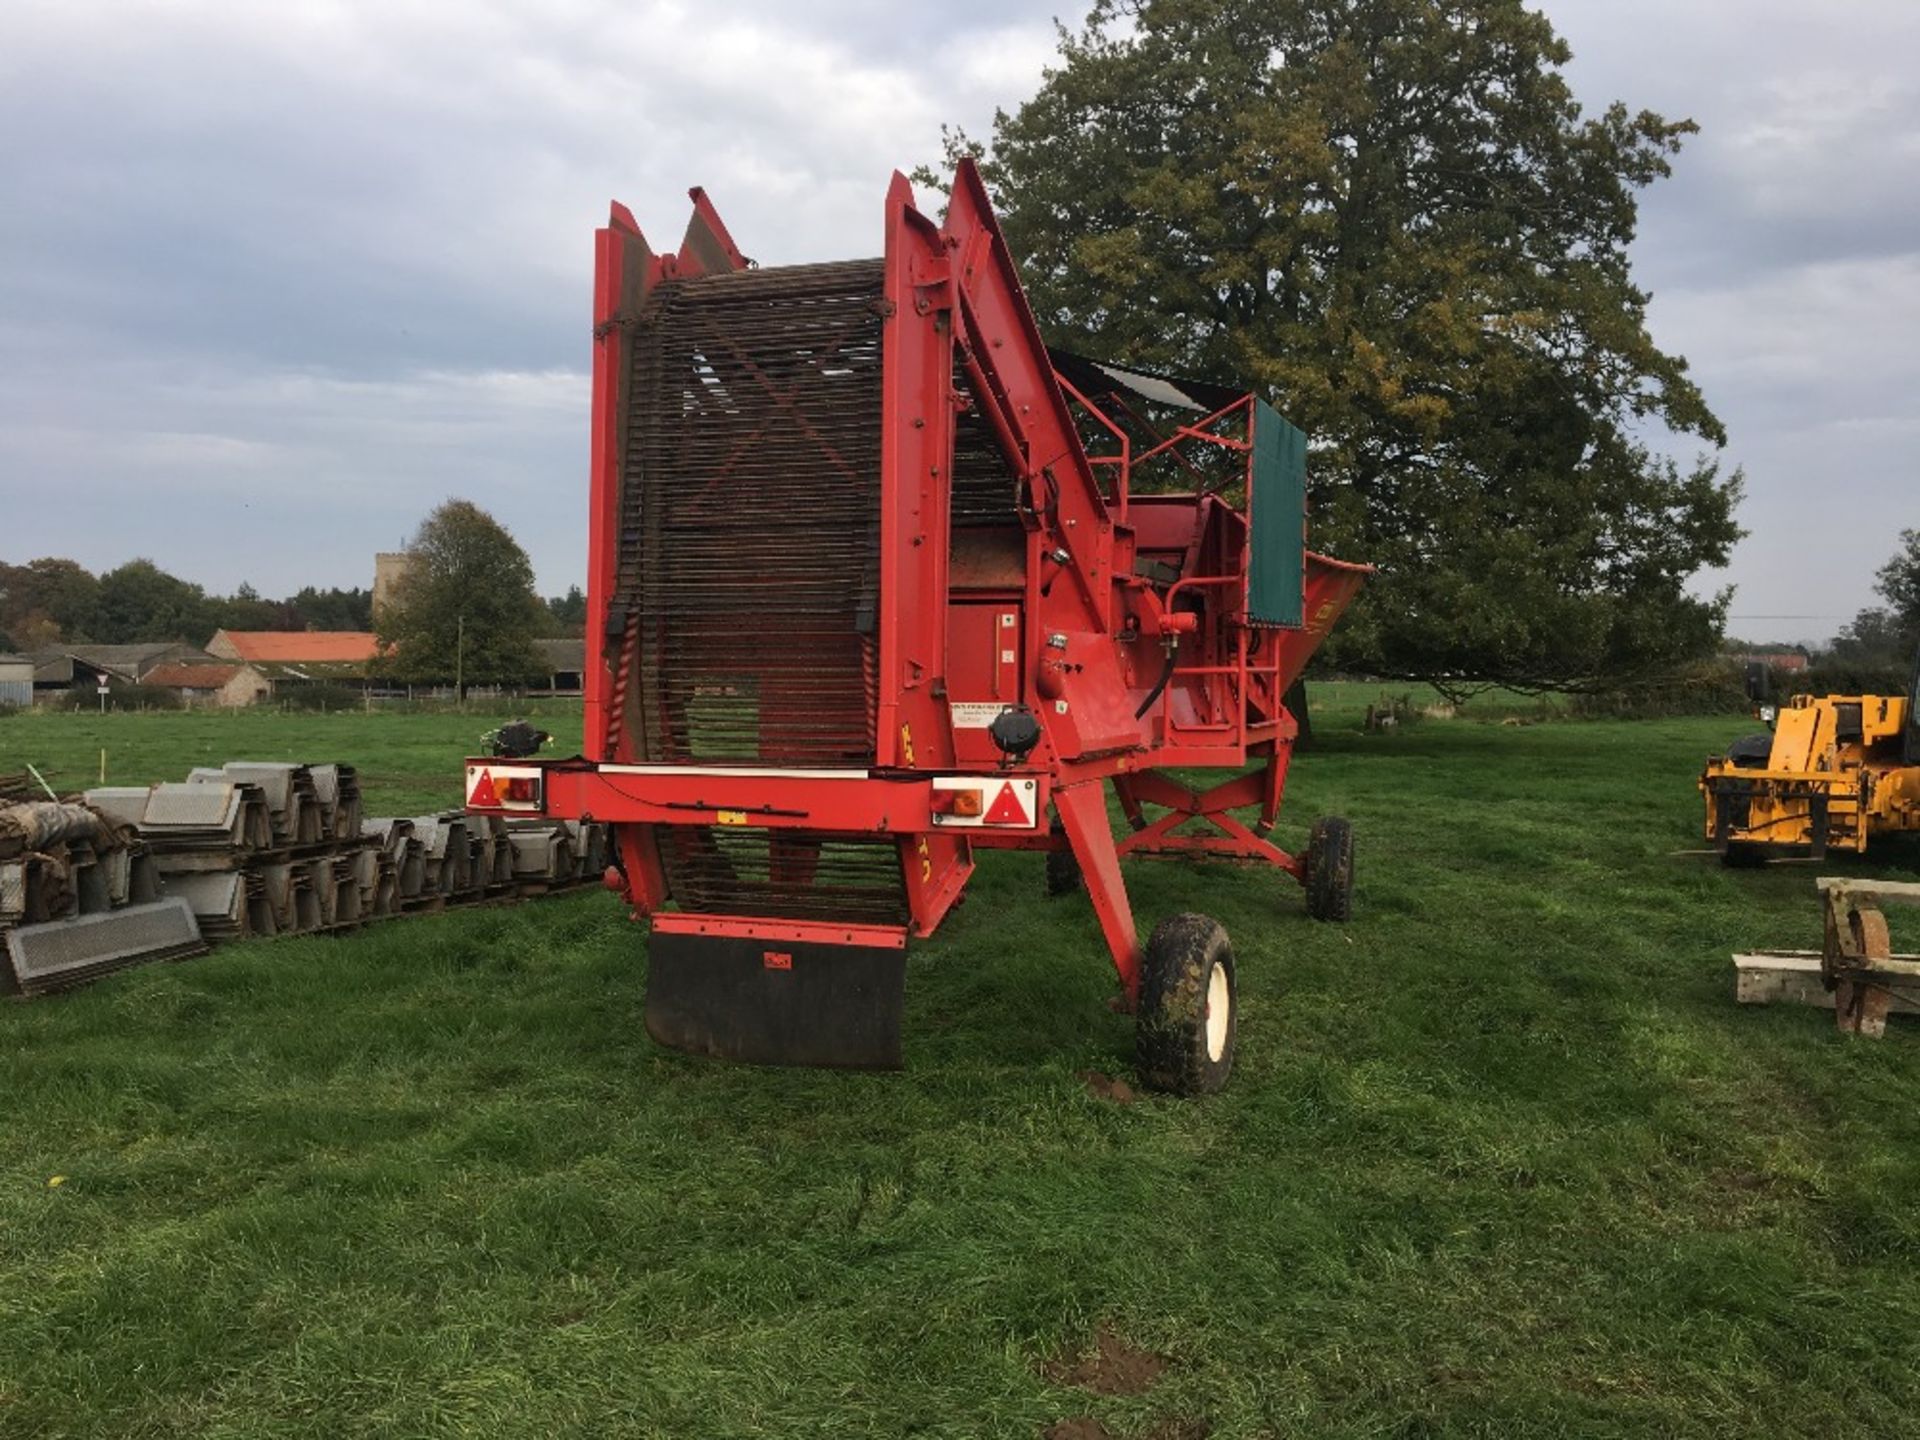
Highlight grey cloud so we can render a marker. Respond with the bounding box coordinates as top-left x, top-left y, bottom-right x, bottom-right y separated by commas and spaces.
1, 0, 1914, 643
